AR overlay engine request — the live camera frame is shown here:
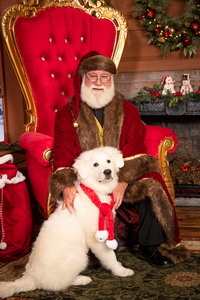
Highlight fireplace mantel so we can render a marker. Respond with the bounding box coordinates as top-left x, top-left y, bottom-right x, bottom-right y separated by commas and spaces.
129, 100, 200, 116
